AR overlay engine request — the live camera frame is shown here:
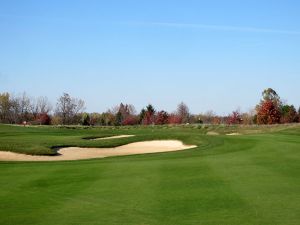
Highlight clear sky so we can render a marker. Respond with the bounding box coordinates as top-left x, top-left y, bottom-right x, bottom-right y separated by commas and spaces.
1, 0, 300, 114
